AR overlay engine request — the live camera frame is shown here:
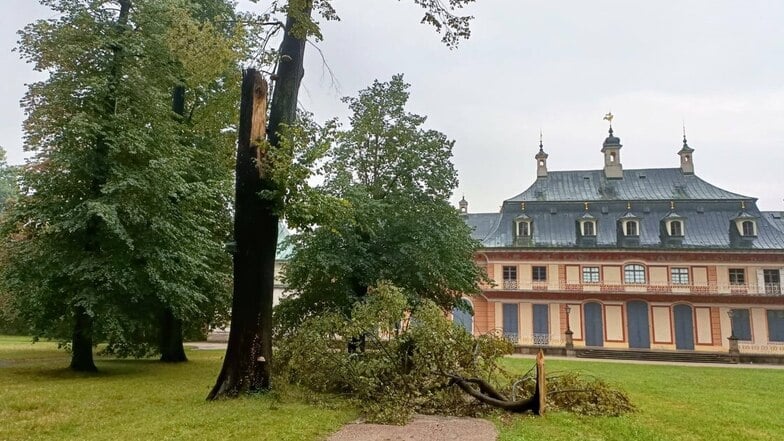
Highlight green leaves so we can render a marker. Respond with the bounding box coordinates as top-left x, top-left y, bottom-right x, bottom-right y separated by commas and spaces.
328, 74, 458, 201
278, 75, 487, 329
275, 283, 513, 424
2, 0, 238, 354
